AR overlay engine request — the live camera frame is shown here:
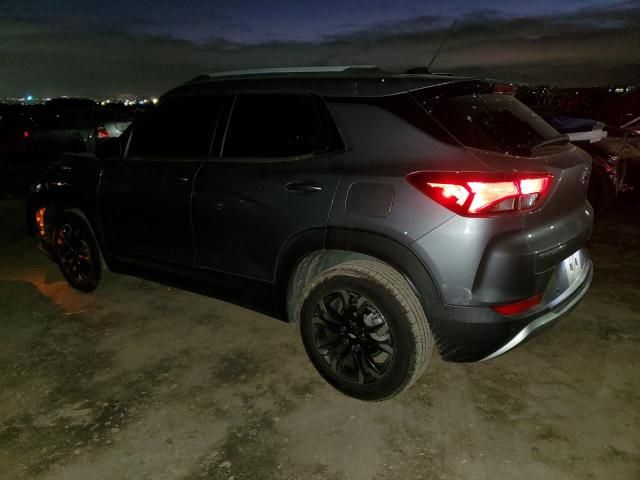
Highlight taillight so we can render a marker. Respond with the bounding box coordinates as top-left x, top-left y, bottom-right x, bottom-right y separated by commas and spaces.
407, 172, 552, 216
492, 294, 542, 316
97, 125, 109, 138
492, 83, 517, 95
23, 130, 30, 139
35, 207, 47, 238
